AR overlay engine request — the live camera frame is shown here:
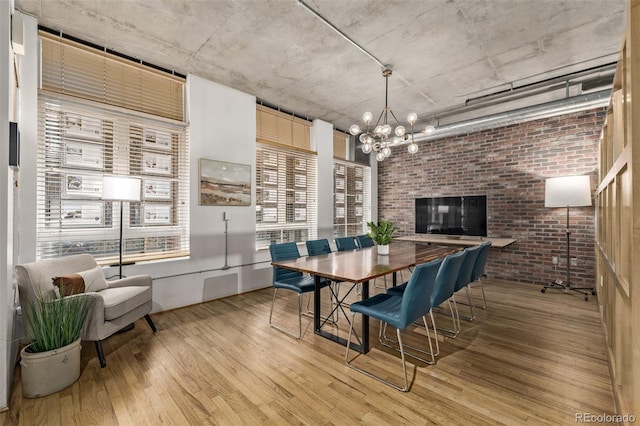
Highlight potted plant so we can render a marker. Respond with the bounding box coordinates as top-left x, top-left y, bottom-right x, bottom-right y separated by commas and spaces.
20, 283, 93, 398
367, 220, 395, 255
